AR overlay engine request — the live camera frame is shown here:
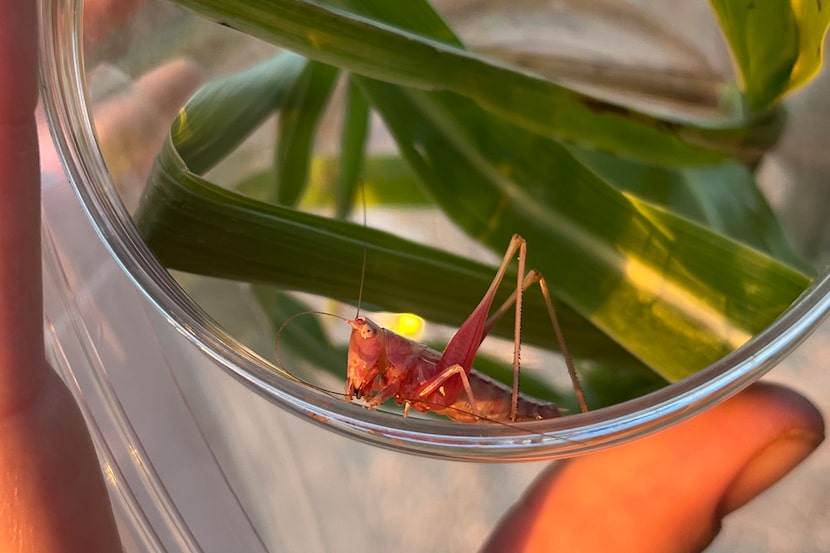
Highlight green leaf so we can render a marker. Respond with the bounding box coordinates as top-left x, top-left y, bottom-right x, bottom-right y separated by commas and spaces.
568, 147, 812, 274
238, 154, 431, 207
581, 360, 668, 410
355, 81, 811, 381
171, 52, 307, 174
710, 0, 830, 110
152, 0, 813, 386
169, 0, 777, 167
136, 139, 651, 380
710, 0, 798, 110
344, 0, 808, 273
789, 0, 830, 90
274, 60, 340, 206
334, 77, 370, 218
339, 0, 812, 381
